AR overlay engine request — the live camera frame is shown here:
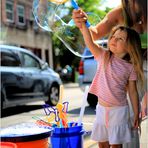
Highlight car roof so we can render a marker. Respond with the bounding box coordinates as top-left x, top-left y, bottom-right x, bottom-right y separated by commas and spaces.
0, 44, 42, 61
0, 45, 32, 54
